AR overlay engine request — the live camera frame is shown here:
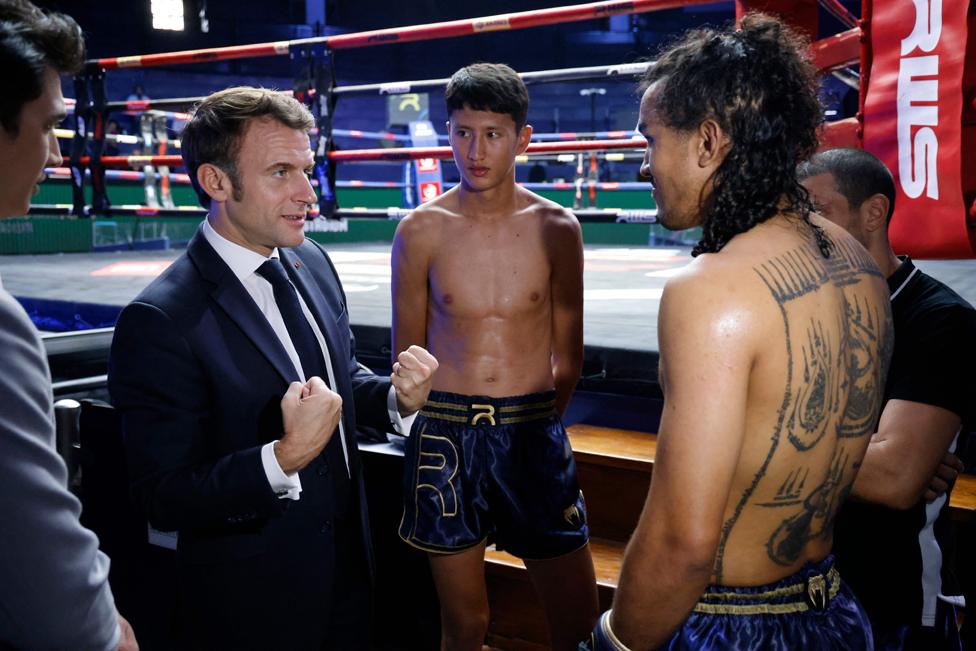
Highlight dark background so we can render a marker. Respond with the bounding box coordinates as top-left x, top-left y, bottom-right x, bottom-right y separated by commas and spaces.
42, 1, 859, 120
40, 1, 860, 186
